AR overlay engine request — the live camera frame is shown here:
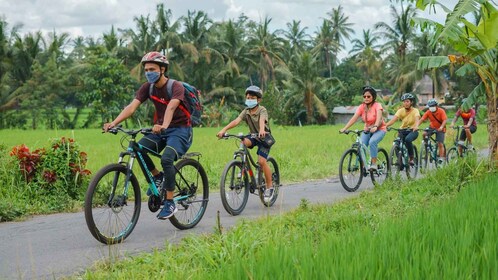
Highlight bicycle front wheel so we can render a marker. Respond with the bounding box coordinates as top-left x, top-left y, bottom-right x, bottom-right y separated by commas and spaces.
84, 163, 141, 245
406, 146, 418, 179
220, 160, 249, 216
258, 157, 280, 207
370, 148, 389, 185
169, 158, 209, 230
339, 149, 363, 192
419, 143, 429, 174
389, 145, 402, 178
446, 146, 460, 163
